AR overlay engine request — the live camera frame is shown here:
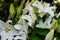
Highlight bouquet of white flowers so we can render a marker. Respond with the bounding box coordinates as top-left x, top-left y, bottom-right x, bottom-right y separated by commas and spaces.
0, 0, 60, 40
